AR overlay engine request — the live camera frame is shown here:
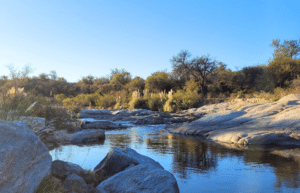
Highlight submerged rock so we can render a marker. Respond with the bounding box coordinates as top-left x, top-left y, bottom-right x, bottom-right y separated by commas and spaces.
0, 121, 52, 193
95, 163, 179, 193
